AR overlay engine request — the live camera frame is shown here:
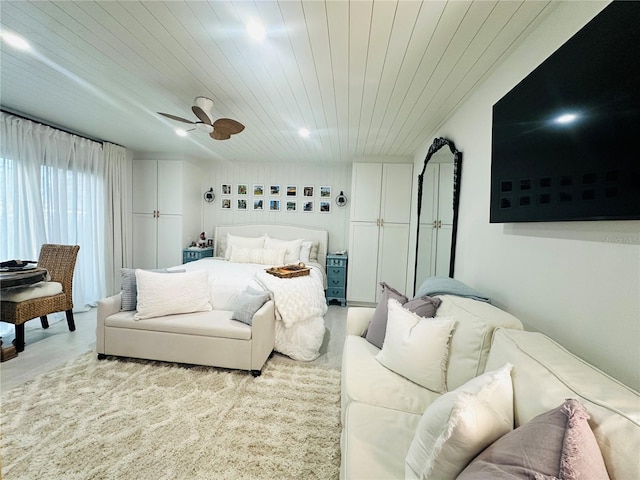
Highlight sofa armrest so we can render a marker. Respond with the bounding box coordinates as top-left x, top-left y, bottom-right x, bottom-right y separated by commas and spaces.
250, 300, 276, 370
346, 307, 375, 337
96, 293, 122, 353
